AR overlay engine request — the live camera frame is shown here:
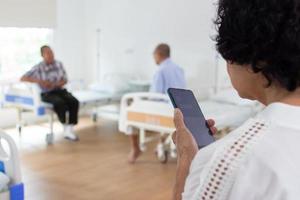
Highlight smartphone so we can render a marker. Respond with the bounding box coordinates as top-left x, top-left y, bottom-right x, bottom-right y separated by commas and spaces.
168, 88, 215, 148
